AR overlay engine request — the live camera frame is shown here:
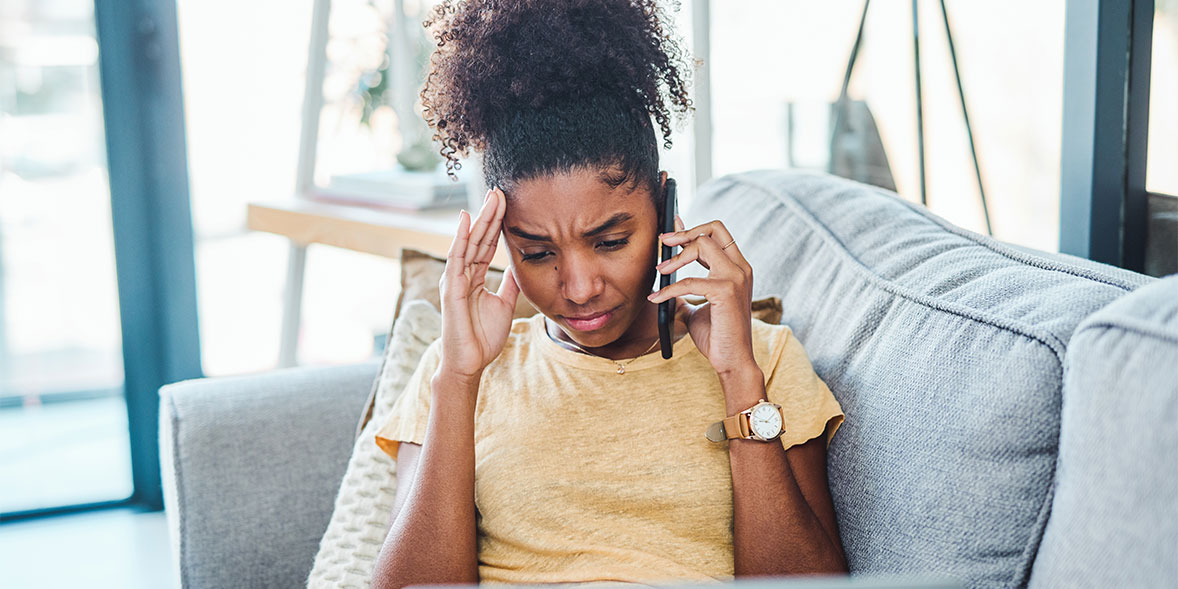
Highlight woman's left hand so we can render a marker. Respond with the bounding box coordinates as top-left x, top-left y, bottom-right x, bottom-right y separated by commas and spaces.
648, 216, 757, 378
